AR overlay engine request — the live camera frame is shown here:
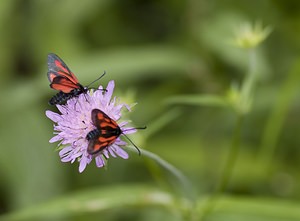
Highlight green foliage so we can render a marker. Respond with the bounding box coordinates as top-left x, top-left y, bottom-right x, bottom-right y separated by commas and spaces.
2, 185, 300, 221
1, 1, 300, 221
